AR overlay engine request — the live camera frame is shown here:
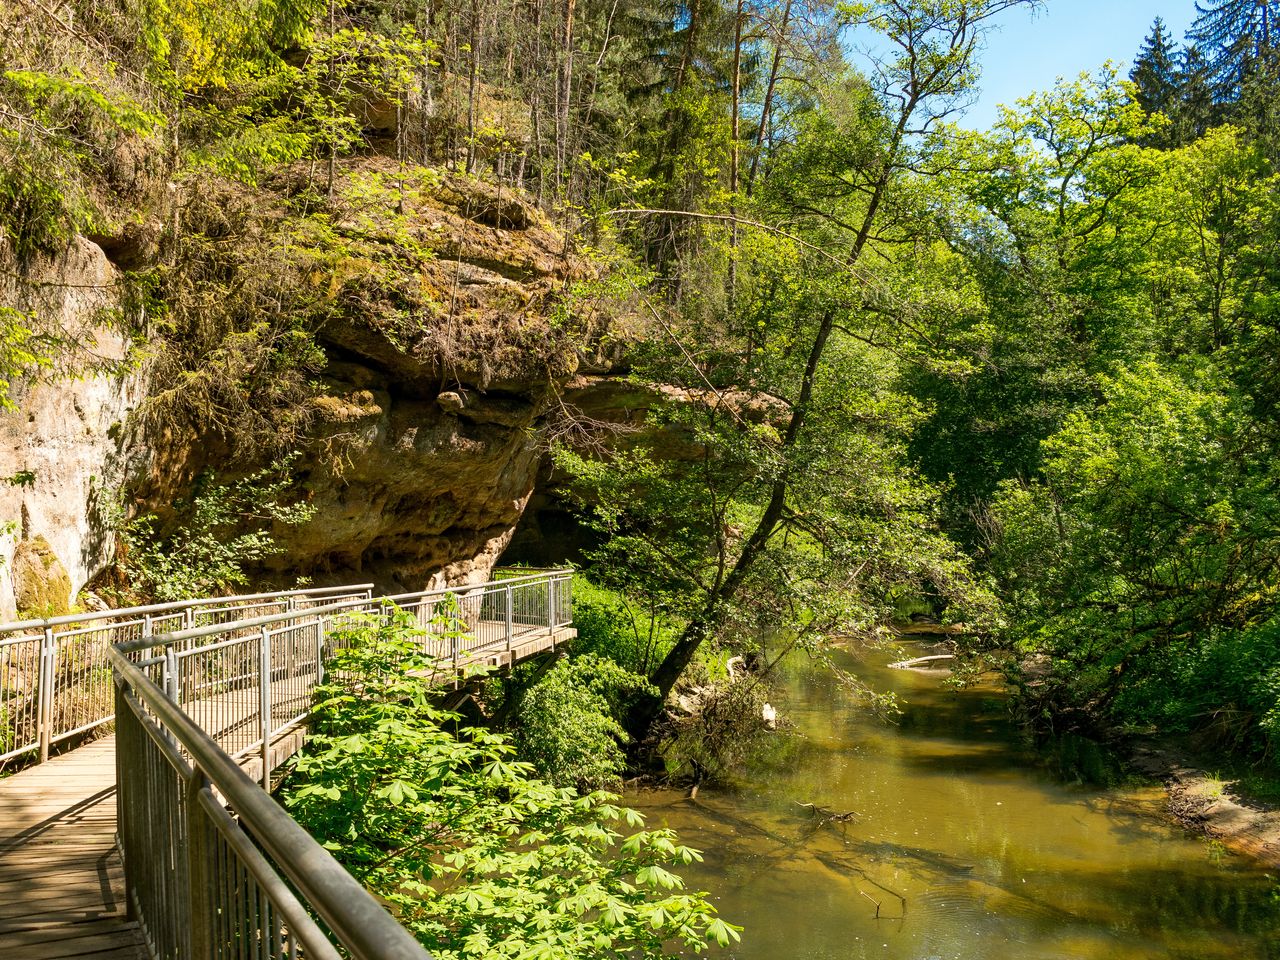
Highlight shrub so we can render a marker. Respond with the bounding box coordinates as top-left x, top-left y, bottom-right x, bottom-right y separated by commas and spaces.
571, 577, 679, 675
513, 654, 656, 789
284, 620, 740, 959
117, 454, 315, 600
